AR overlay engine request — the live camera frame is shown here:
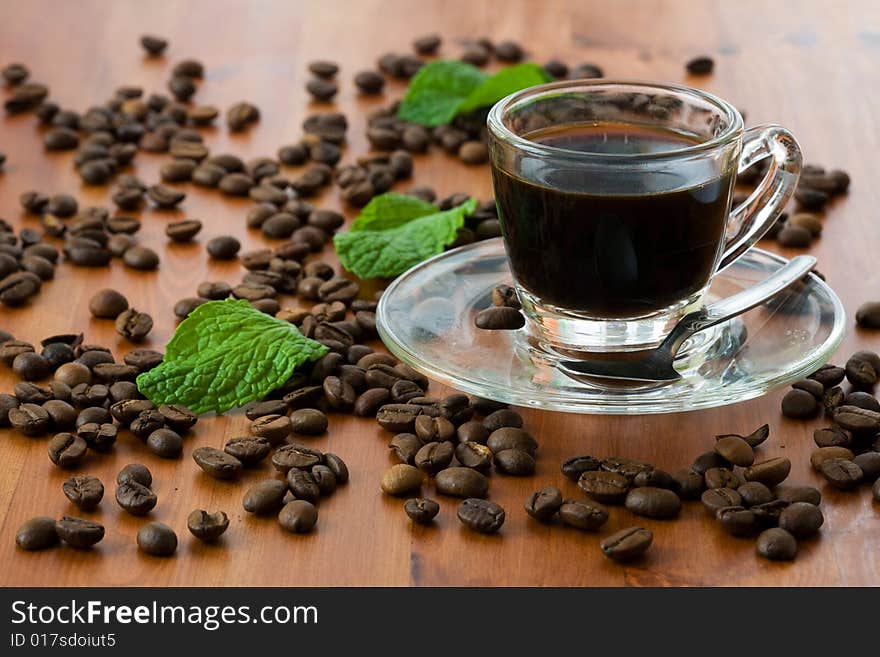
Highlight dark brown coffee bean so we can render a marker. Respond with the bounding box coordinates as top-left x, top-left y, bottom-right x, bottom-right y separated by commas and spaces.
845, 350, 880, 388
738, 482, 774, 507
207, 235, 240, 259
320, 453, 347, 485
62, 474, 104, 510
778, 502, 824, 538
813, 426, 852, 448
243, 479, 287, 514
147, 184, 185, 209
818, 457, 863, 489
714, 505, 757, 537
474, 306, 524, 330
809, 363, 846, 388
140, 35, 167, 55
310, 464, 337, 495
456, 421, 490, 445
109, 399, 154, 426
524, 487, 563, 522
227, 102, 259, 131
165, 219, 202, 243
744, 457, 791, 486
495, 40, 524, 62
414, 441, 454, 475
187, 510, 228, 542
494, 448, 535, 476
278, 500, 318, 533
414, 415, 454, 443
15, 382, 51, 405
115, 308, 152, 341
483, 408, 523, 432
856, 301, 880, 329
601, 527, 652, 561
561, 455, 601, 481
457, 498, 505, 534
44, 126, 79, 150
774, 485, 821, 506
376, 403, 422, 432
686, 55, 714, 74
192, 163, 226, 187
853, 452, 880, 481
354, 70, 385, 94
323, 376, 355, 411
48, 432, 87, 468
701, 487, 742, 513
577, 470, 629, 504
16, 517, 59, 551
795, 187, 828, 210
143, 428, 181, 458
844, 391, 880, 412
435, 467, 488, 498
714, 435, 755, 467
12, 352, 50, 380
353, 387, 390, 417
703, 467, 742, 490
2, 62, 30, 85
55, 516, 104, 549
219, 172, 255, 196
756, 527, 797, 561
453, 442, 491, 471
557, 498, 608, 530
116, 480, 157, 515
625, 487, 681, 519
117, 463, 152, 487
1, 271, 42, 305
306, 77, 338, 101
9, 403, 50, 435
487, 427, 536, 456
43, 400, 77, 429
285, 468, 320, 503
247, 415, 289, 445
192, 446, 242, 479
5, 82, 49, 112
318, 277, 359, 303
271, 443, 323, 474
197, 281, 232, 300
404, 498, 439, 524
137, 521, 177, 556
833, 405, 880, 434
413, 33, 441, 54
811, 446, 855, 470
389, 433, 421, 465
283, 408, 325, 437
122, 246, 160, 271
781, 388, 819, 418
